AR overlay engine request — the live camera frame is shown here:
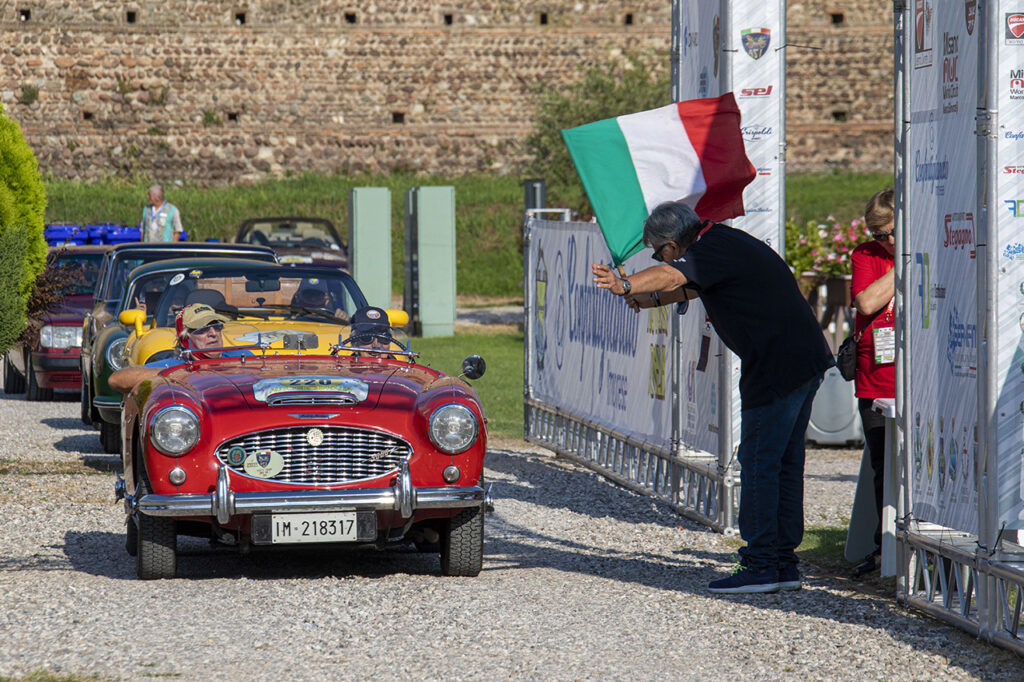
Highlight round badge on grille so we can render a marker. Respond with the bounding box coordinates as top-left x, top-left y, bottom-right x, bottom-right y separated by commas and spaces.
226, 446, 247, 467
306, 428, 324, 447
